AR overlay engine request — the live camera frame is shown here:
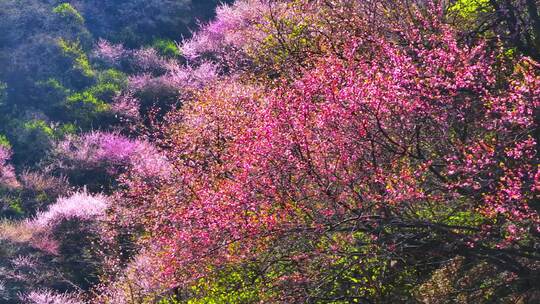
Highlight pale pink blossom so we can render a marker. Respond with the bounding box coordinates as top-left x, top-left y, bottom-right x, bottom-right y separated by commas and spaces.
0, 145, 19, 188
21, 289, 83, 304
32, 191, 109, 229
